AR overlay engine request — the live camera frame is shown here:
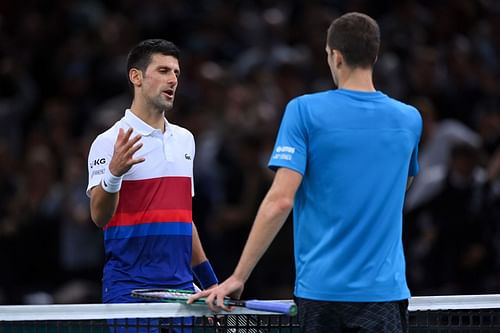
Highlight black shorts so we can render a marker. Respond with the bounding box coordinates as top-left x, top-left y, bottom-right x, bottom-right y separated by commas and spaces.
295, 296, 409, 333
